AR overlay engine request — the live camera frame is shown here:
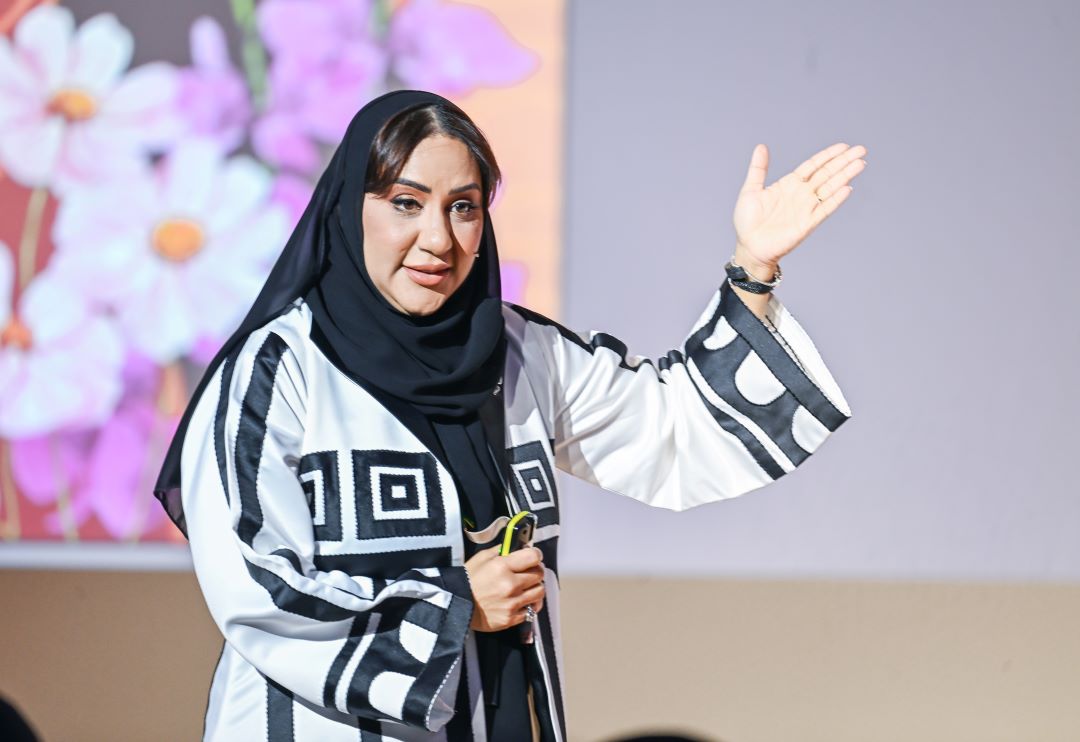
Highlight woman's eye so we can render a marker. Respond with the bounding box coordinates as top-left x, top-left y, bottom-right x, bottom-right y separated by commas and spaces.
392, 197, 421, 212
451, 201, 478, 214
